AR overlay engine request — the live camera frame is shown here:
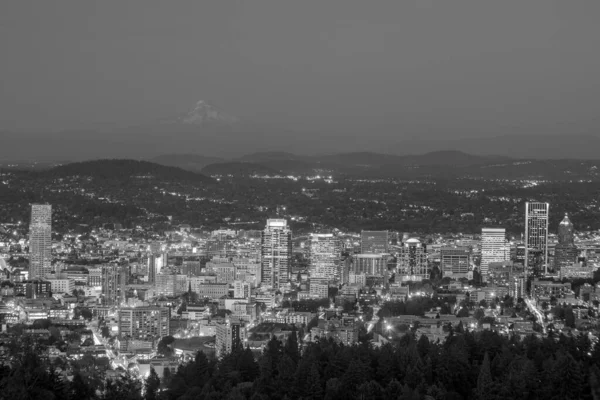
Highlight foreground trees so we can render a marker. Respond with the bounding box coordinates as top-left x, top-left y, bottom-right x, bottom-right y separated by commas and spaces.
1, 329, 598, 399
